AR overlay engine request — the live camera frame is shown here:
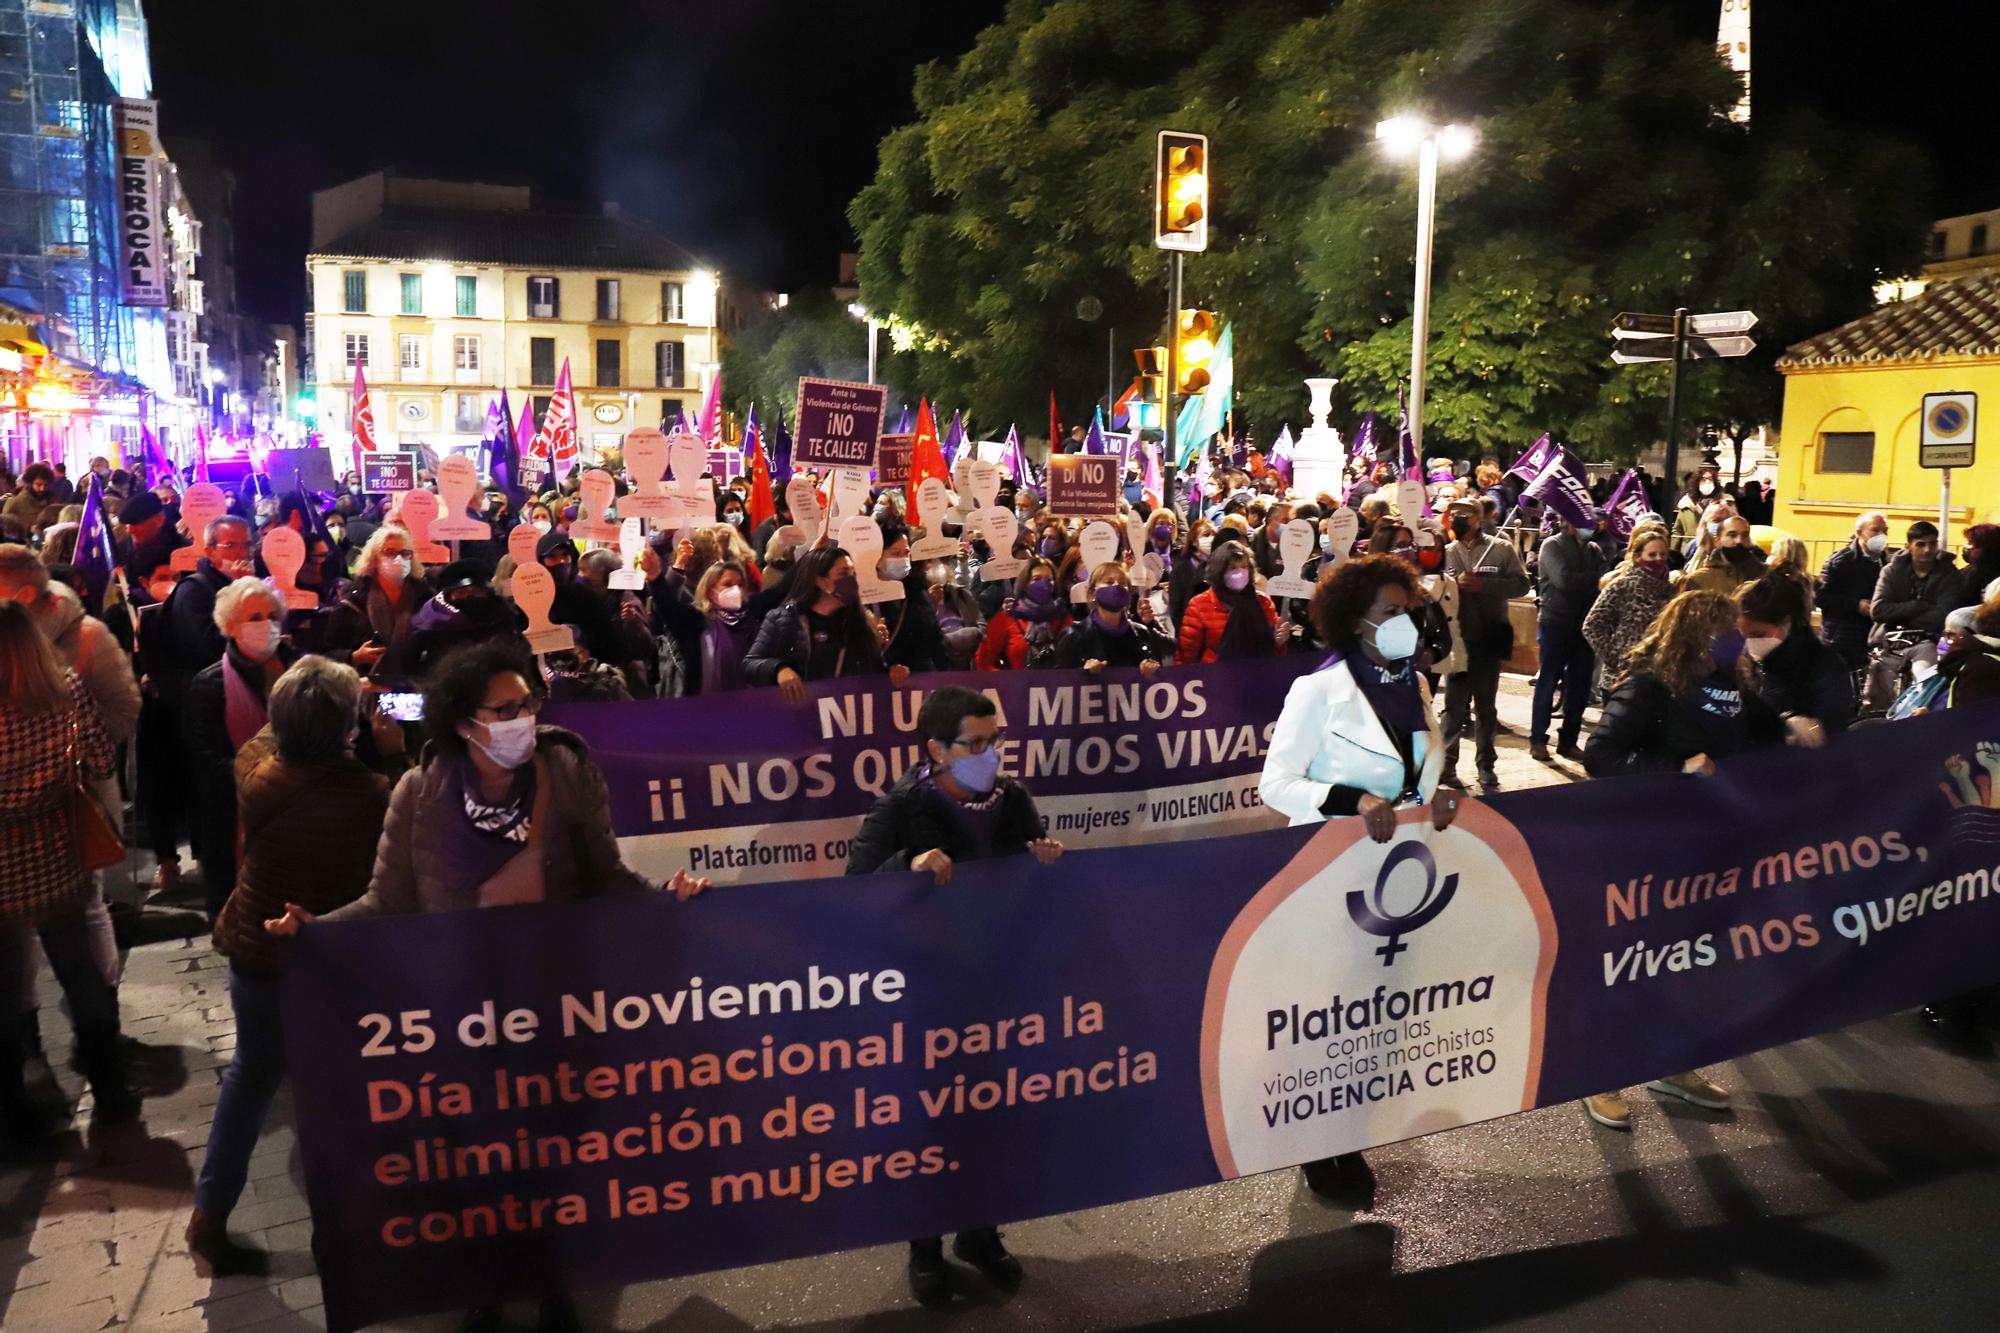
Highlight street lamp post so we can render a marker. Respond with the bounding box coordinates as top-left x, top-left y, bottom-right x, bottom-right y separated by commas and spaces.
847, 303, 879, 384
1377, 117, 1474, 461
